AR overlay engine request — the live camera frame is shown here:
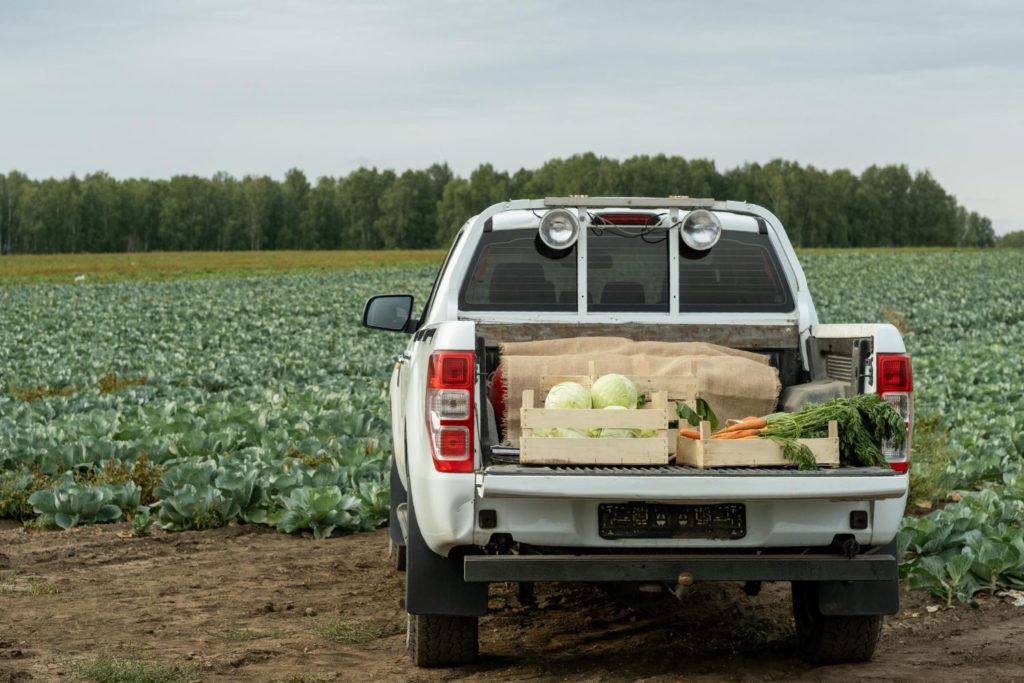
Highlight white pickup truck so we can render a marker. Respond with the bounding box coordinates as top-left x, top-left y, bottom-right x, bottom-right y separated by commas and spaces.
362, 197, 913, 667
